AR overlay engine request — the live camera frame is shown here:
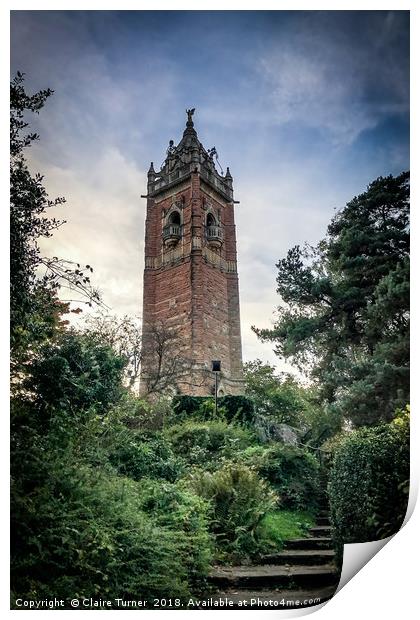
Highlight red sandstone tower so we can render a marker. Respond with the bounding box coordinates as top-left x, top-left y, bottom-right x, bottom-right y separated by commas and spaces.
140, 109, 243, 396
